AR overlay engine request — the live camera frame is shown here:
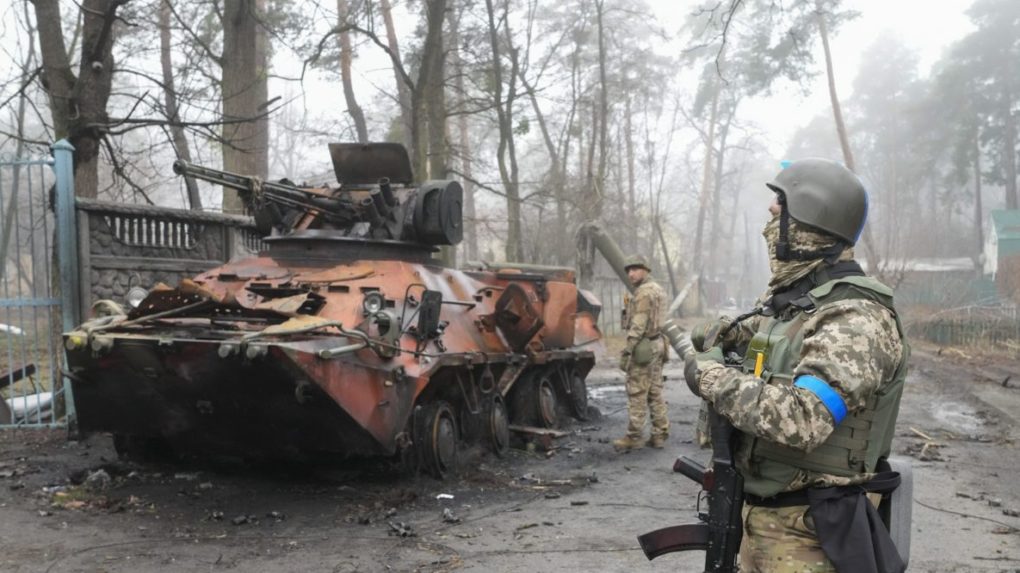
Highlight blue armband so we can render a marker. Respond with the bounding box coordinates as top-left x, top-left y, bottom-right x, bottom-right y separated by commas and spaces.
794, 375, 848, 424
